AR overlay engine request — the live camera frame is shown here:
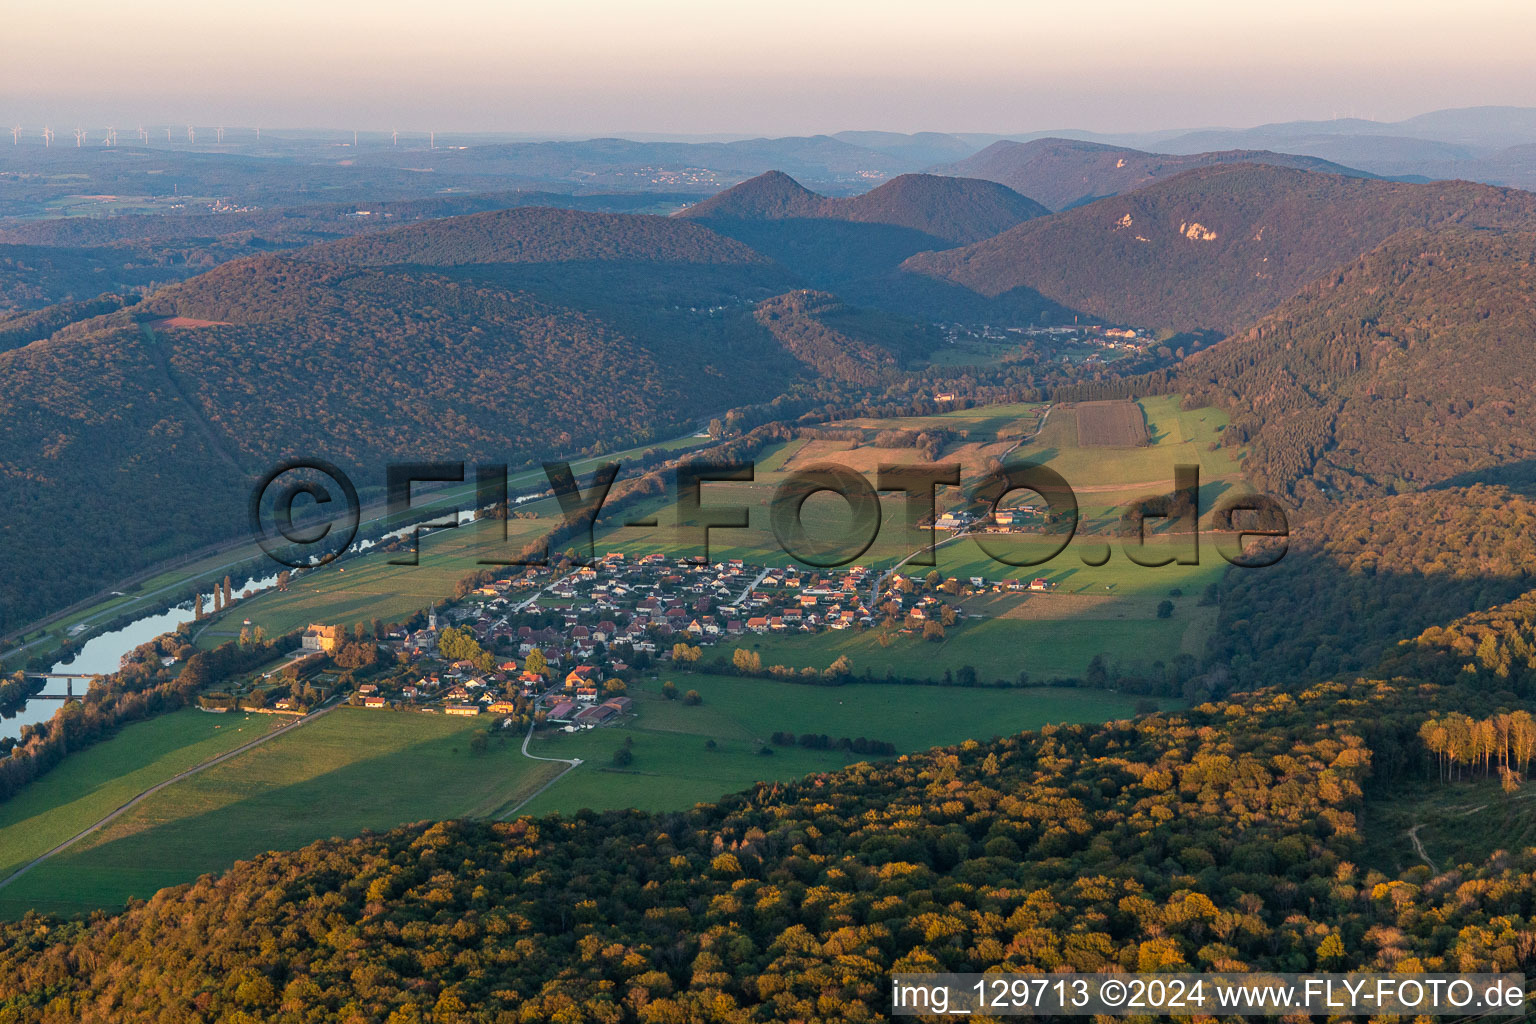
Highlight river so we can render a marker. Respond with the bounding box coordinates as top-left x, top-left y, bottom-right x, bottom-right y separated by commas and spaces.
0, 571, 285, 742
2, 506, 487, 741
